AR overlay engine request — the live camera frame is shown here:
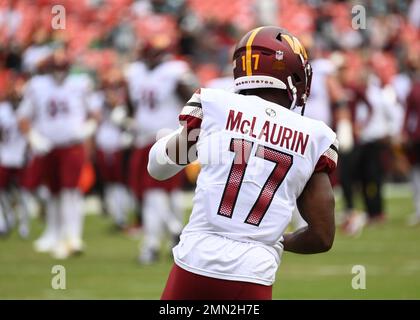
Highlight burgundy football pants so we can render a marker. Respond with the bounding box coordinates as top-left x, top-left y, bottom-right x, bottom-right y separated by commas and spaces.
161, 264, 272, 300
